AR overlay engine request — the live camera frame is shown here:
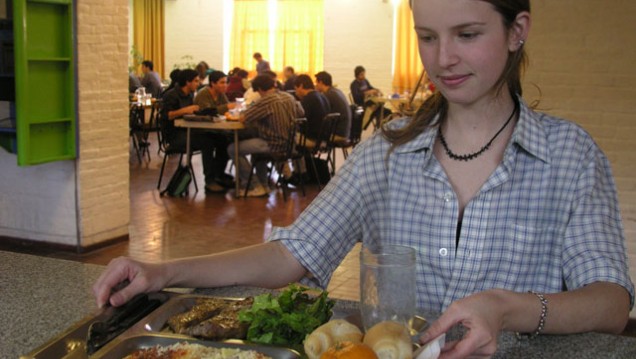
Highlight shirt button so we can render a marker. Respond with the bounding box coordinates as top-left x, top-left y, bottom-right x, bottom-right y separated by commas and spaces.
443, 192, 453, 202
439, 248, 448, 256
